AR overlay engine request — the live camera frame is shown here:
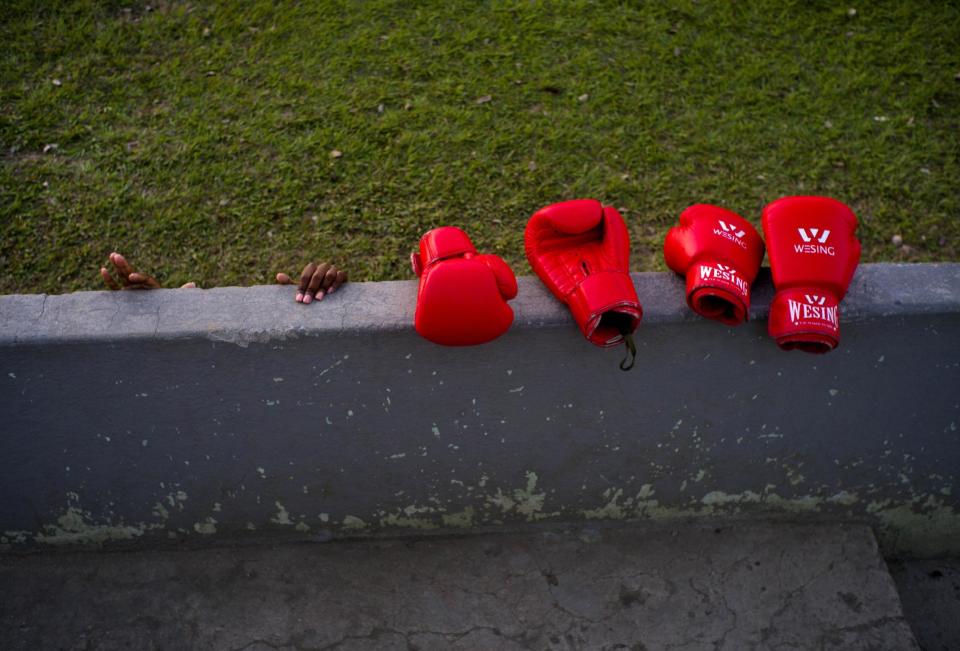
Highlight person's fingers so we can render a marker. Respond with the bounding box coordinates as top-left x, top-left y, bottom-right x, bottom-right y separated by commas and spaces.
297, 263, 317, 302
110, 252, 136, 283
103, 253, 165, 289
304, 263, 330, 304
288, 262, 346, 303
298, 263, 317, 291
127, 272, 161, 289
319, 265, 339, 295
328, 269, 348, 294
100, 267, 121, 290
181, 282, 197, 289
